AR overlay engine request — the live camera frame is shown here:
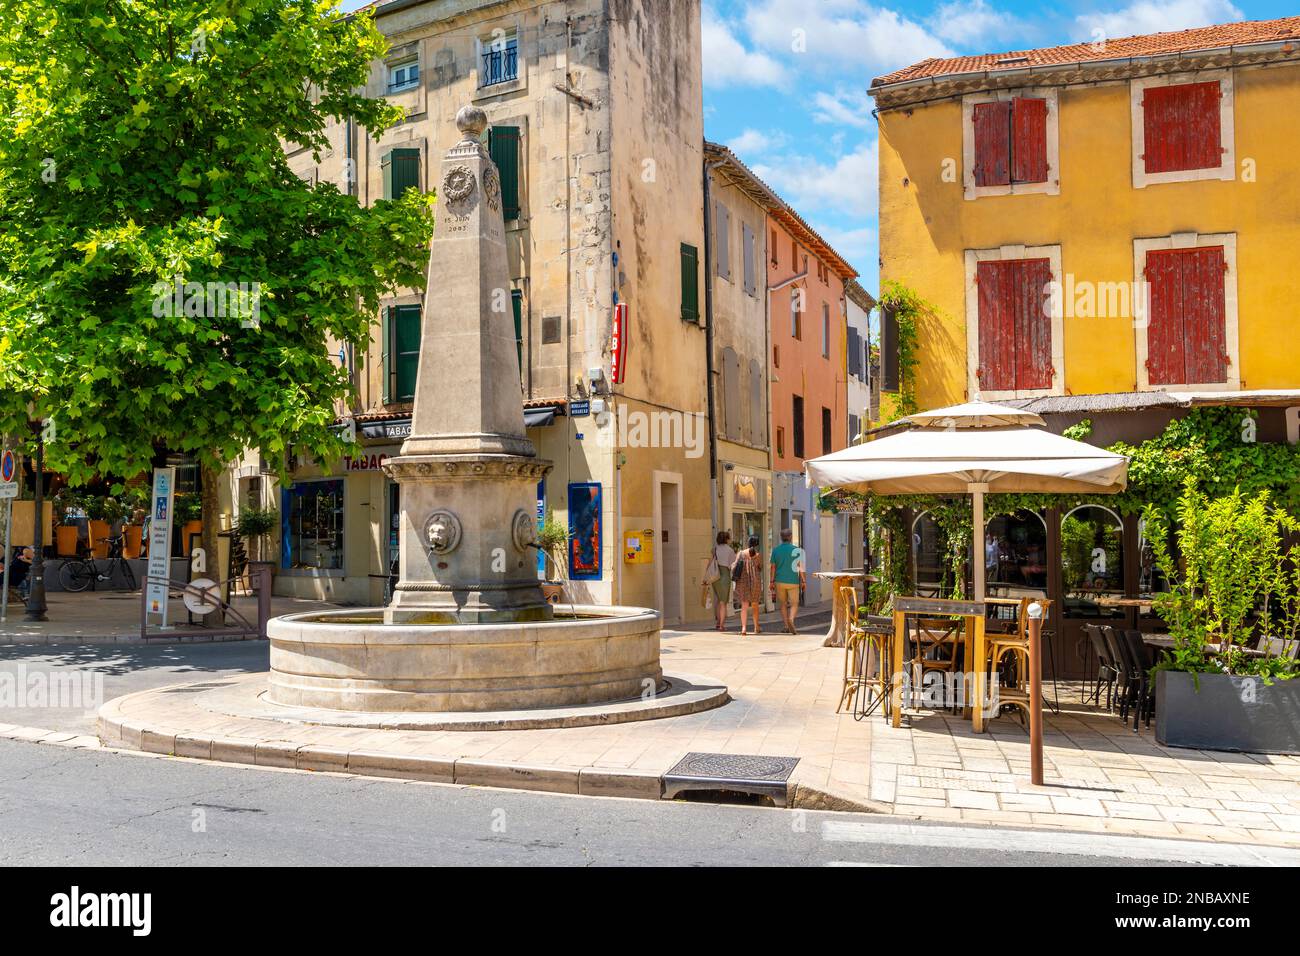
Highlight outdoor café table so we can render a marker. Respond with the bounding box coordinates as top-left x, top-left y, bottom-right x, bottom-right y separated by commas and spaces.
890, 596, 987, 731
1142, 635, 1265, 658
815, 570, 877, 648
